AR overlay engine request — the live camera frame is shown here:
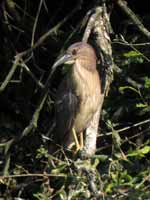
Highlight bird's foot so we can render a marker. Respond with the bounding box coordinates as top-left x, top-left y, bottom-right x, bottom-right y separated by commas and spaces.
67, 141, 81, 155
74, 143, 81, 155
